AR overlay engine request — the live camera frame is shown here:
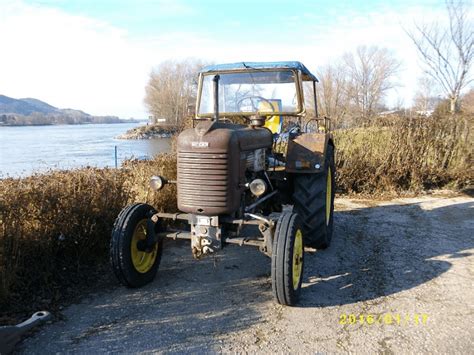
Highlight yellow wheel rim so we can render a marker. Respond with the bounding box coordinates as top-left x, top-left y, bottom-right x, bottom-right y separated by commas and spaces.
130, 219, 158, 273
292, 229, 304, 290
326, 167, 332, 225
